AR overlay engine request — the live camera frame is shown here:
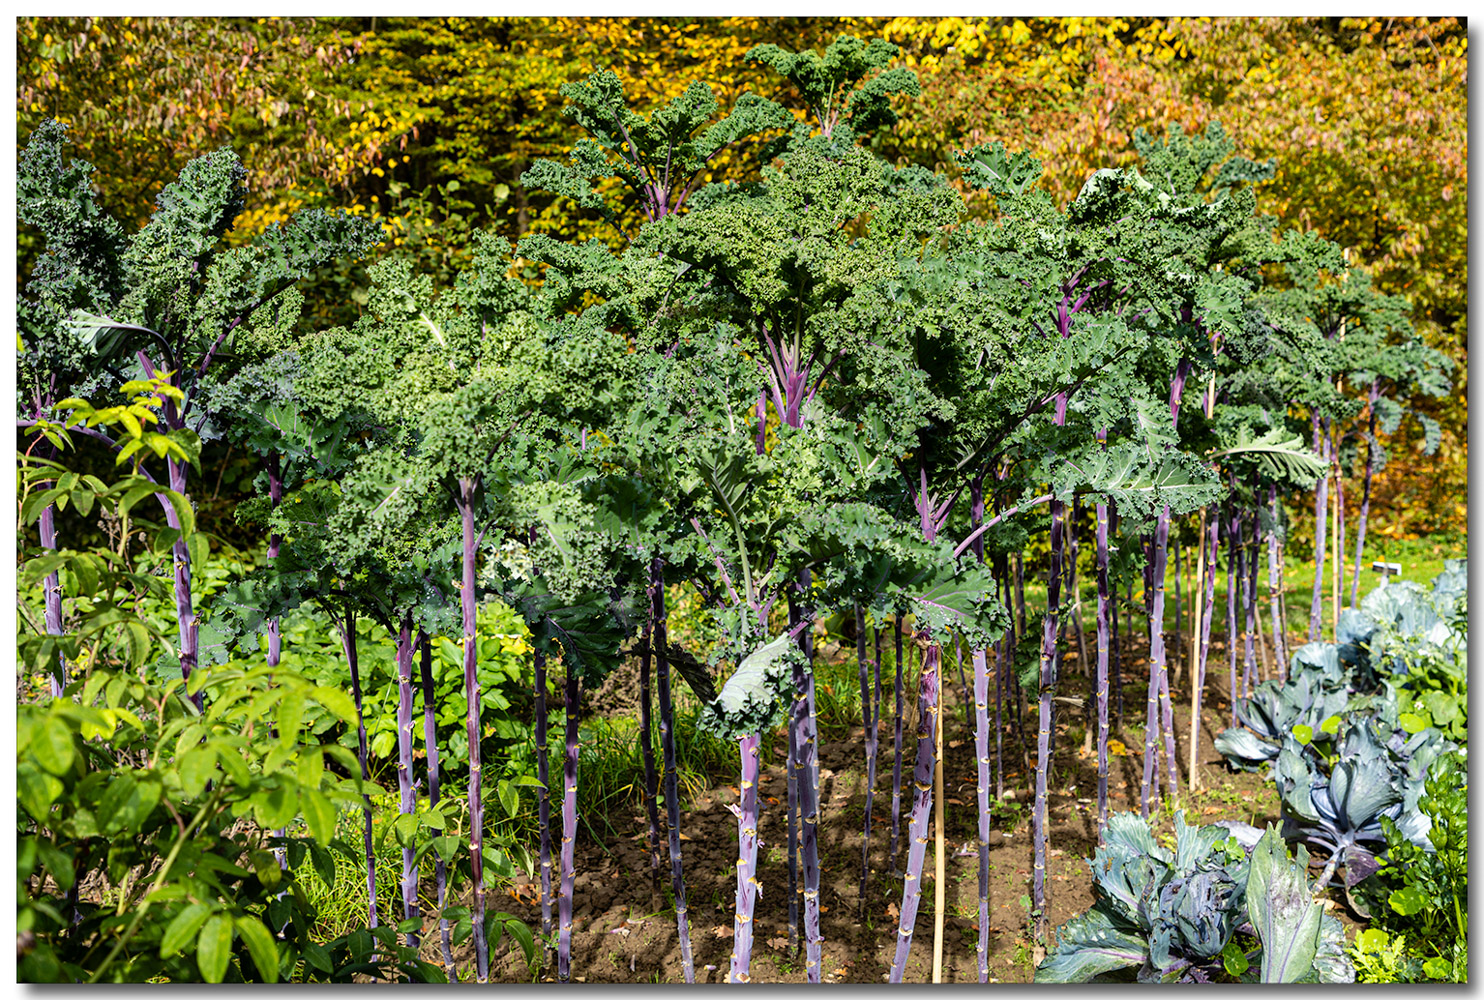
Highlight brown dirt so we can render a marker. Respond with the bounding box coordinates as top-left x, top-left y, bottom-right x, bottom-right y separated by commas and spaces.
435, 633, 1289, 983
